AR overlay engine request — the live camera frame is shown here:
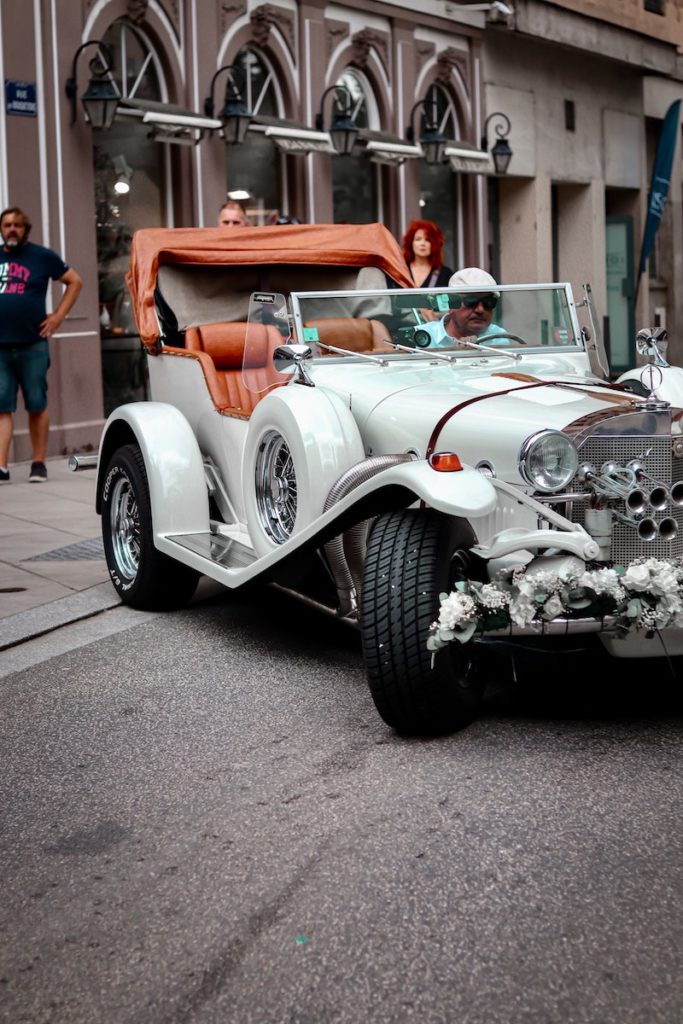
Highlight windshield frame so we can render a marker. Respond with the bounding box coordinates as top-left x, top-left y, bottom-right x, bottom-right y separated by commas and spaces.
289, 281, 584, 359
